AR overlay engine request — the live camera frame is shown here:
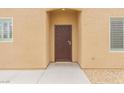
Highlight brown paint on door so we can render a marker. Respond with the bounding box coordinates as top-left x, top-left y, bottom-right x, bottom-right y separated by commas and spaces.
55, 25, 72, 62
